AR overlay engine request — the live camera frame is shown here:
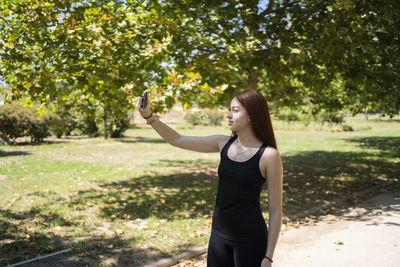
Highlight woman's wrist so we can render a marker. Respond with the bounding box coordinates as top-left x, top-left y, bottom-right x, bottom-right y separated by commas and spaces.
146, 114, 157, 125
264, 255, 273, 263
143, 112, 153, 119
